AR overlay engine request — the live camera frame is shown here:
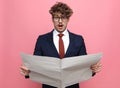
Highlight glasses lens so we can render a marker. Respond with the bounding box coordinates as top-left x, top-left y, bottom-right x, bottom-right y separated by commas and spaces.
53, 17, 67, 21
